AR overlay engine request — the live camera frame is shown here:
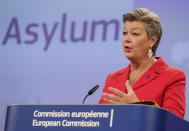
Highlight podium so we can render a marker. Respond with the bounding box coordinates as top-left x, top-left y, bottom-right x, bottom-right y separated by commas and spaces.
4, 104, 189, 131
